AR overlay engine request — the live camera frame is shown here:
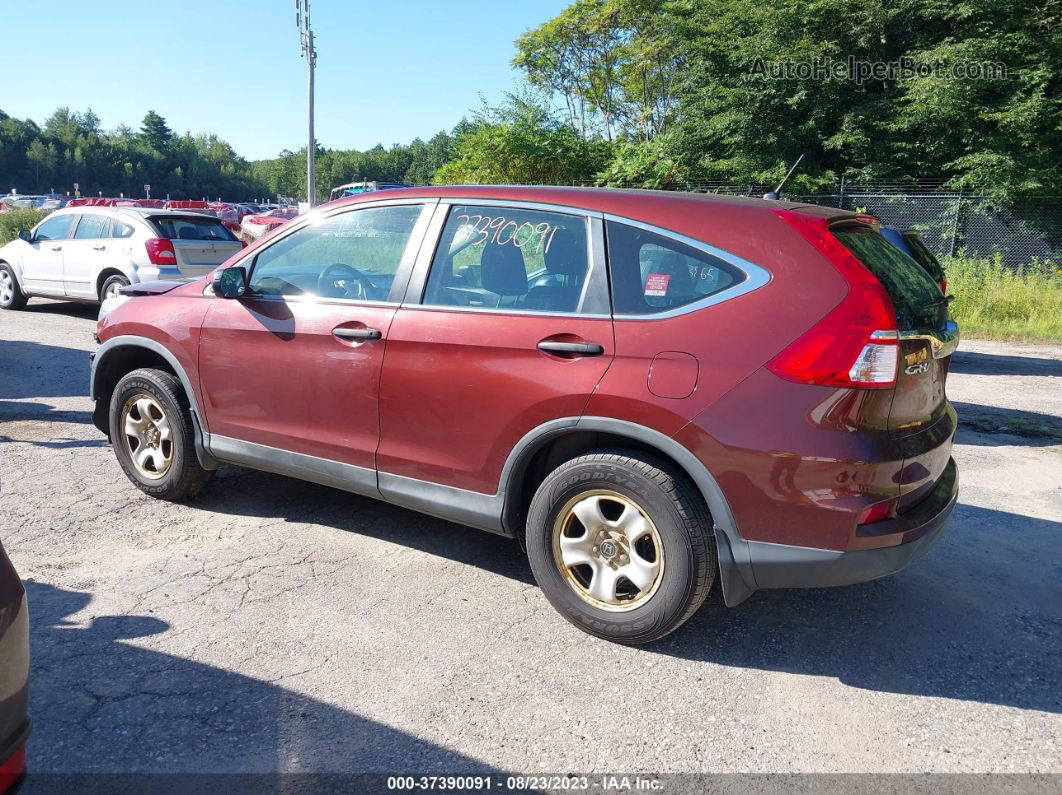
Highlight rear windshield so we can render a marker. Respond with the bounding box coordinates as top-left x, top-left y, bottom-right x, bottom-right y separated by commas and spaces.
149, 215, 237, 242
901, 233, 946, 282
833, 227, 945, 330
